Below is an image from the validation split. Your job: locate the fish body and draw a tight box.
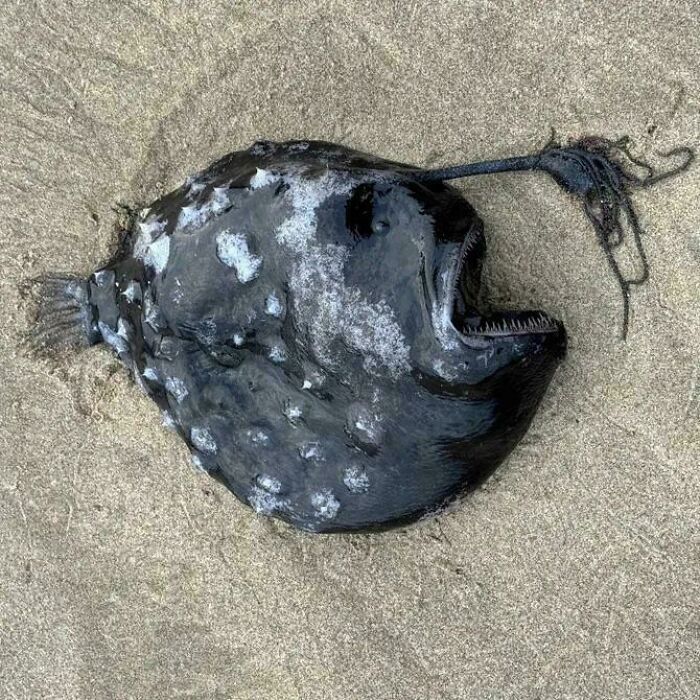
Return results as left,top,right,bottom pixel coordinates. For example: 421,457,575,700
44,137,682,533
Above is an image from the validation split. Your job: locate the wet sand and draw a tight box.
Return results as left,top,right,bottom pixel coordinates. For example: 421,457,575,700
1,2,698,698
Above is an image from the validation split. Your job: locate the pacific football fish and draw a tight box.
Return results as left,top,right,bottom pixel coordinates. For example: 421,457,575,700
30,136,692,532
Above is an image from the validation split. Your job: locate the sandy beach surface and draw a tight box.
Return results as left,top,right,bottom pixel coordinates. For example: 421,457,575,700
1,2,698,698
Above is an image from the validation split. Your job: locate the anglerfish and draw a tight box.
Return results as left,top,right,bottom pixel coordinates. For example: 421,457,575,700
31,136,692,532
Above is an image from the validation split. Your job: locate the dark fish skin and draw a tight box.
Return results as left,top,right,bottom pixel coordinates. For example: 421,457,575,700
31,136,692,532
44,139,562,533
42,133,696,533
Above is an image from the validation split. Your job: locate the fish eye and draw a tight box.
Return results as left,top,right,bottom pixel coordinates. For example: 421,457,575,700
202,342,246,369
372,219,390,234
346,183,378,239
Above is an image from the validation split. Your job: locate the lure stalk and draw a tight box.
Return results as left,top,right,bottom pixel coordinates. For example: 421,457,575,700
403,136,694,339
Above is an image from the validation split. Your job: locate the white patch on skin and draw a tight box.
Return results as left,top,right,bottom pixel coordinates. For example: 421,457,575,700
268,343,286,363
347,405,383,446
191,454,206,472
264,292,284,318
310,490,340,520
275,170,353,251
432,359,457,381
301,365,325,389
161,411,177,430
247,430,270,446
164,376,188,403
299,442,324,461
145,236,170,275
143,293,165,331
283,402,303,424
117,318,134,342
292,245,410,376
215,230,262,283
172,278,185,305
137,216,165,238
94,270,112,287
249,142,271,156
232,332,245,347
249,168,278,190
287,142,310,153
117,318,132,340
274,172,410,376
256,474,282,494
249,486,287,515
190,427,217,454
343,465,370,494
433,267,461,352
210,186,233,214
143,367,160,382
99,321,129,355
175,203,213,232
122,281,140,302
184,174,206,195
477,346,495,368
134,218,170,274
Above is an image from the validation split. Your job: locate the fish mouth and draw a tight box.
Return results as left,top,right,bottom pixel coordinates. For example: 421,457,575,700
443,229,562,341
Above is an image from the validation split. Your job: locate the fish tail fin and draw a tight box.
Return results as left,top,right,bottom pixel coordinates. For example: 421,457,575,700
25,275,101,354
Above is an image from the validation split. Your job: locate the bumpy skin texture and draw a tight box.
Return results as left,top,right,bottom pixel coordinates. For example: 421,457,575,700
86,140,566,533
